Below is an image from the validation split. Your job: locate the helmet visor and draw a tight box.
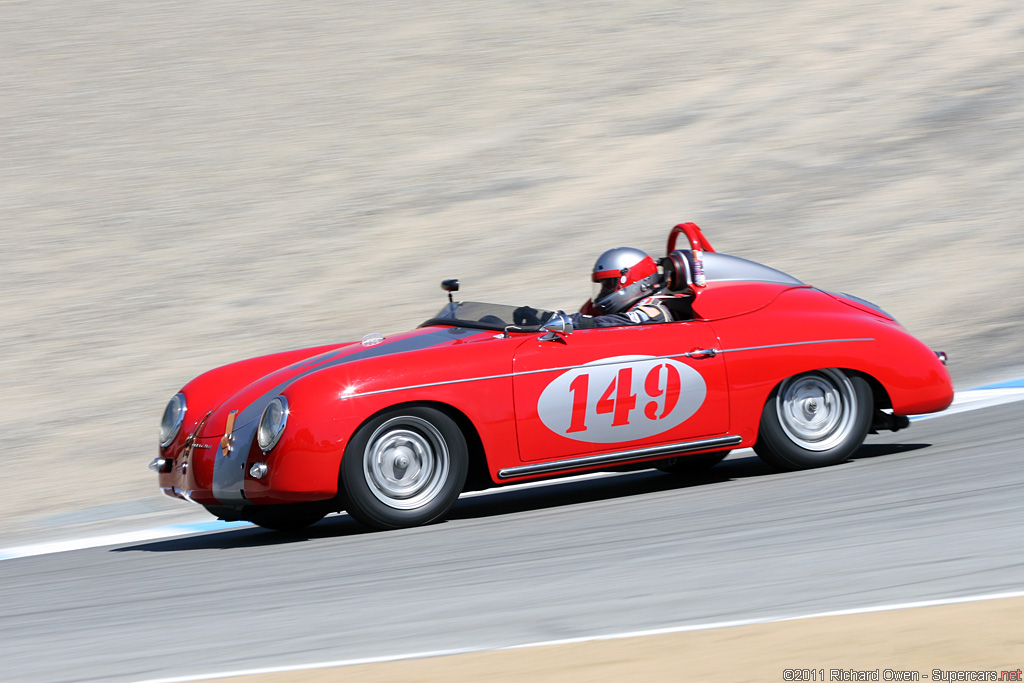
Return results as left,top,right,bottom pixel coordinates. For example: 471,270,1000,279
592,277,619,303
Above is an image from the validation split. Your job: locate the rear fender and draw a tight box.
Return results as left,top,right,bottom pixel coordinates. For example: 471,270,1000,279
708,288,952,442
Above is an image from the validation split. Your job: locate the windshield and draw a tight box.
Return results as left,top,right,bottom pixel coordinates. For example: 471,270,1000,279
421,302,555,331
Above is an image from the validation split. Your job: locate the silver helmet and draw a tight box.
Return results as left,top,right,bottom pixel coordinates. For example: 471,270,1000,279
590,247,660,314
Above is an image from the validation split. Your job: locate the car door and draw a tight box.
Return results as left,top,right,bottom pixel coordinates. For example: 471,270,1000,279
511,321,730,463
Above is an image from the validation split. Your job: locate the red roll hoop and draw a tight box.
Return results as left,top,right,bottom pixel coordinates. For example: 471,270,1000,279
666,222,715,253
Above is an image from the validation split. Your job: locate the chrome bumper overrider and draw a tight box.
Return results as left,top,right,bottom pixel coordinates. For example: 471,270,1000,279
149,457,173,473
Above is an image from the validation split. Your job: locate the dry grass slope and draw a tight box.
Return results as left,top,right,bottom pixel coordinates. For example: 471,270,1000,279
2,0,1022,524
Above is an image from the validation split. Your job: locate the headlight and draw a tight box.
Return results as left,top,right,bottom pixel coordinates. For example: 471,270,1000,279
159,393,186,448
257,396,289,452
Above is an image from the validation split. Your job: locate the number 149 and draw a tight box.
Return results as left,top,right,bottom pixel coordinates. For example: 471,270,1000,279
566,363,681,433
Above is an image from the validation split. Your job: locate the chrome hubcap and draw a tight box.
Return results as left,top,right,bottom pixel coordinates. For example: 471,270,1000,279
364,416,449,510
776,369,857,451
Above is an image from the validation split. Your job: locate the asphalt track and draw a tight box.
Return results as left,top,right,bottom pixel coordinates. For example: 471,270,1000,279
3,396,1024,682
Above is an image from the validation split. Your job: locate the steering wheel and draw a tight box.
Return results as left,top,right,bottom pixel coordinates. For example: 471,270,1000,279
512,306,543,326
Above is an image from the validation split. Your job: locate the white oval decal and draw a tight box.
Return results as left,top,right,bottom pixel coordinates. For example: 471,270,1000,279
537,355,707,443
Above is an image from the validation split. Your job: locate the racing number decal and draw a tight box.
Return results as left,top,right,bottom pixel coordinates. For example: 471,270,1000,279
537,356,707,444
566,364,679,432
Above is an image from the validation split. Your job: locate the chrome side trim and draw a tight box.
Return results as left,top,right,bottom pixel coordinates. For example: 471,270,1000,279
496,435,742,479
717,338,874,355
337,338,875,401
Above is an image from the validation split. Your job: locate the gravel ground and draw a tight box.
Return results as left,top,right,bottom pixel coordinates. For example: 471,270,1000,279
2,0,1022,526
213,597,1024,683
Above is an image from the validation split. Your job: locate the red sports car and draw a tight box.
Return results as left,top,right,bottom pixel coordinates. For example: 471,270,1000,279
151,223,953,531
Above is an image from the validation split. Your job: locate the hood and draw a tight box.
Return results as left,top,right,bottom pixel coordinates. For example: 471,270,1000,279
198,325,486,437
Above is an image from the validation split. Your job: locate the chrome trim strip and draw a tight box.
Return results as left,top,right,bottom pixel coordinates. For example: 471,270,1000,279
338,338,875,400
496,435,742,479
718,338,874,355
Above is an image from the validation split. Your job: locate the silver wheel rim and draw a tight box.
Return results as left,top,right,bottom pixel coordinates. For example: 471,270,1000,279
363,416,450,510
776,369,857,452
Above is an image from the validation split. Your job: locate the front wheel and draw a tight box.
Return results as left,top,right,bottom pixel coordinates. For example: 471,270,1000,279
754,369,872,471
341,406,468,530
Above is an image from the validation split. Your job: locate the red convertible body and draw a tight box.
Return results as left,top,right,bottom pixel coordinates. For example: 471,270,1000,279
152,224,953,530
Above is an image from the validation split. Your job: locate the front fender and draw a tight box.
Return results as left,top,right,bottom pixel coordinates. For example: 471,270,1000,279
242,332,524,502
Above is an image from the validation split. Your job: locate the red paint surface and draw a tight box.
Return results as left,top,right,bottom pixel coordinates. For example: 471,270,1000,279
156,225,953,508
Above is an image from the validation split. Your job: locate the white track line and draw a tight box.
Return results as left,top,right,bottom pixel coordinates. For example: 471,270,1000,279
4,382,1024,563
135,588,1024,683
911,386,1024,421
0,521,251,561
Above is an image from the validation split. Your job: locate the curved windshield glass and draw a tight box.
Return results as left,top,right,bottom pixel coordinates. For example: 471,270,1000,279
421,302,555,332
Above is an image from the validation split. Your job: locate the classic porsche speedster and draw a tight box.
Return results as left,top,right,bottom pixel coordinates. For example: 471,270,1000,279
152,223,953,531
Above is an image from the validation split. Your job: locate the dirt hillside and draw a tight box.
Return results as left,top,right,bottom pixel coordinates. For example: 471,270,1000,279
2,0,1022,524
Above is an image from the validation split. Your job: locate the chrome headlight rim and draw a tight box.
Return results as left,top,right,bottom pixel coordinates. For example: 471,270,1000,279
257,396,289,452
159,393,187,448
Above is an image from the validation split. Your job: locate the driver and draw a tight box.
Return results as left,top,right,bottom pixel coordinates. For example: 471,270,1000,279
568,247,673,328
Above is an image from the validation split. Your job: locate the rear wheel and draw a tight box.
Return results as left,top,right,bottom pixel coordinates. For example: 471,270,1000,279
754,369,872,470
341,406,468,530
655,450,729,474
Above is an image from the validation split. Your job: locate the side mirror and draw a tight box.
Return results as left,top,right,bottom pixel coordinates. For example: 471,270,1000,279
442,279,460,303
539,312,574,342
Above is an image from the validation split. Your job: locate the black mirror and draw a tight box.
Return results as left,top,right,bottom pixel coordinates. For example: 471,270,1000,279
441,278,460,303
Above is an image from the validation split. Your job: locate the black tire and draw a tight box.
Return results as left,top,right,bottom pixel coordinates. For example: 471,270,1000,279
754,369,873,471
206,502,329,532
341,406,468,530
655,450,730,474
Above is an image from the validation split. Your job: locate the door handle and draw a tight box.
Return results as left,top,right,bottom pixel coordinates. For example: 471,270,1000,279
688,348,718,359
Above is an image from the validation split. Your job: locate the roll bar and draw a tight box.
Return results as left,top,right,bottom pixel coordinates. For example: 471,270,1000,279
666,222,715,253
666,222,715,288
